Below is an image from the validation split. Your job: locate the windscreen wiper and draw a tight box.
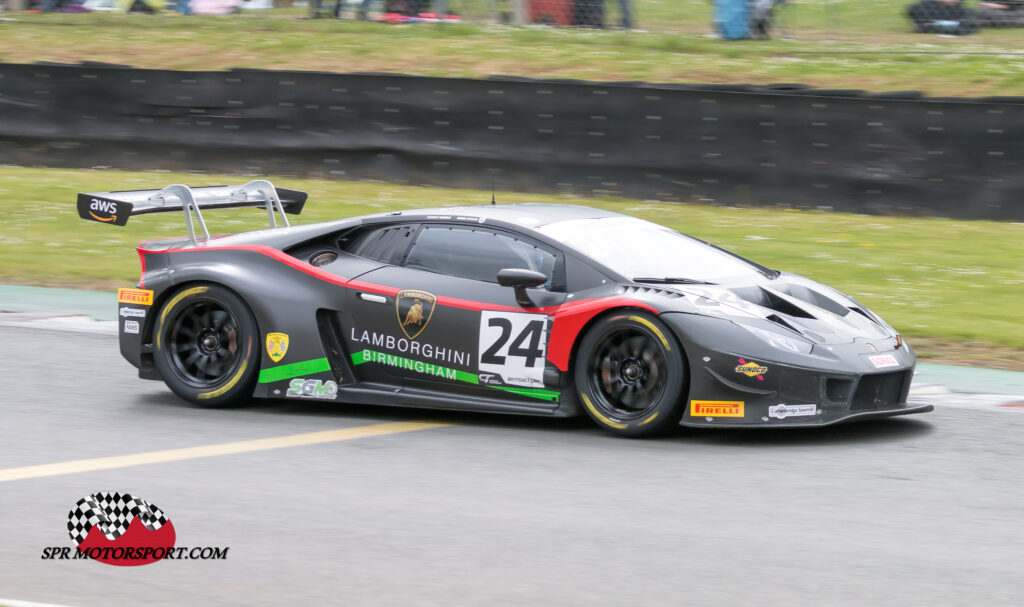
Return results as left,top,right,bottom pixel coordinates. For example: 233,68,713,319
633,277,717,285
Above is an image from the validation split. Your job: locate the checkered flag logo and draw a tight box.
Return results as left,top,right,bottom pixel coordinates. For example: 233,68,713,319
67,491,169,545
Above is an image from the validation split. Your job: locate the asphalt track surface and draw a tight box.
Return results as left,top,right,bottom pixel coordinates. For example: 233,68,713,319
1,326,1023,607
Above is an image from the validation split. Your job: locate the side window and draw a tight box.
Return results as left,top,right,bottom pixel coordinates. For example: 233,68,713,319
404,226,561,290
339,224,417,265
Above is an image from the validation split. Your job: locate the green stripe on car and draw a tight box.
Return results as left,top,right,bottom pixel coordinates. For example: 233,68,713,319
258,357,331,384
351,348,558,402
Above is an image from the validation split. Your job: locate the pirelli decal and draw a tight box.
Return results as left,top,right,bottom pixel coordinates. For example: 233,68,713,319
690,400,745,418
118,288,154,306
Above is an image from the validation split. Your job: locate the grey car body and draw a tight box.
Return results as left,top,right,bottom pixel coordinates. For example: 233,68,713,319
82,182,933,431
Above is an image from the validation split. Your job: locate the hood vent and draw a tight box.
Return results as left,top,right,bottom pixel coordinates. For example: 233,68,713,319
765,313,801,333
622,285,684,299
731,286,815,319
850,307,882,327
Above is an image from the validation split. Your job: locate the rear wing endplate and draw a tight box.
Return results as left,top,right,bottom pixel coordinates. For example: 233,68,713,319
77,180,307,245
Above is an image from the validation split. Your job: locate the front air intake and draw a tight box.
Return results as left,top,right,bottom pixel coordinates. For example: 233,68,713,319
850,372,907,411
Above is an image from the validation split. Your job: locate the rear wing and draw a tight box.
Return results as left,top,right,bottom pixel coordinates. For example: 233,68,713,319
77,180,307,245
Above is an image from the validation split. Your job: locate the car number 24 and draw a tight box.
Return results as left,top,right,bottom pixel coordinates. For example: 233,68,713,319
478,311,548,388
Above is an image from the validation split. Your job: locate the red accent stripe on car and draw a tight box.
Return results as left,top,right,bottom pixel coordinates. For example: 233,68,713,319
138,243,658,371
138,249,147,288
545,298,659,371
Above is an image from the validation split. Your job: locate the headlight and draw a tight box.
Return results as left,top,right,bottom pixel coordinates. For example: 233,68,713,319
736,323,813,354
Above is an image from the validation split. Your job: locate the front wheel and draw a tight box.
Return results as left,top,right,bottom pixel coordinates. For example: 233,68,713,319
153,284,260,408
574,312,688,437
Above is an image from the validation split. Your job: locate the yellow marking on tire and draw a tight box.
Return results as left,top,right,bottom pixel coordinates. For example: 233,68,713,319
581,392,628,430
0,422,449,484
156,286,209,350
198,359,248,400
639,412,659,426
628,315,670,351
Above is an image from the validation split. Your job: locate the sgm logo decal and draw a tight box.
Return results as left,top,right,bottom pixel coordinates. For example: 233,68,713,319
40,491,229,566
287,378,338,399
88,198,119,222
396,290,436,340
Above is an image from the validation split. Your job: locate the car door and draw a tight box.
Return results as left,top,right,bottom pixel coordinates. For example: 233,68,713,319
342,222,568,406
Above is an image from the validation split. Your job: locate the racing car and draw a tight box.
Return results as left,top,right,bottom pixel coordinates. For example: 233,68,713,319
79,181,932,436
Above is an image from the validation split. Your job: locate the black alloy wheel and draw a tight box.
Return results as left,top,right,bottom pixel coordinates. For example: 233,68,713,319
154,284,260,408
574,312,688,437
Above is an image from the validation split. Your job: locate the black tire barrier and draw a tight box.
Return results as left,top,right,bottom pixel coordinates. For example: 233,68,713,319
1,62,1021,219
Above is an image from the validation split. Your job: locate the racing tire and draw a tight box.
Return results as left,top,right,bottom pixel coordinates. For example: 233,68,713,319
574,312,688,437
153,284,260,408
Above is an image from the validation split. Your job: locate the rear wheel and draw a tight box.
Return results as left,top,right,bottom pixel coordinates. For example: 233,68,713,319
574,312,687,437
153,284,259,408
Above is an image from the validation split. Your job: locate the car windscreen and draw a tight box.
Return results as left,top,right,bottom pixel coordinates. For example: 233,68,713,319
538,216,765,282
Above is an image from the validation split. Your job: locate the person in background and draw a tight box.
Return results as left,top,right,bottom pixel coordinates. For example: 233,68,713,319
974,0,1024,26
618,0,632,28
906,0,977,34
356,0,372,20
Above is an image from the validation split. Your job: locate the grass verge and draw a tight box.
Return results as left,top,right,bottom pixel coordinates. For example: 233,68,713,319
1,166,1022,368
1,7,1023,96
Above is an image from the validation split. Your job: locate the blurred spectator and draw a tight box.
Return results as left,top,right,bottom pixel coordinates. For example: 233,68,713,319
906,0,977,34
127,0,157,12
713,0,785,39
35,0,88,11
573,0,604,27
974,0,1024,26
385,0,429,14
356,0,371,20
618,0,632,28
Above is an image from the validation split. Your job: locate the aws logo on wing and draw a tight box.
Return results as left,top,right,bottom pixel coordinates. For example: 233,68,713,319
67,491,176,566
87,198,120,223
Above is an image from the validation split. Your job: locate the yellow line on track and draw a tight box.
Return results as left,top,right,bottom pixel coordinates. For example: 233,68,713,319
0,421,449,483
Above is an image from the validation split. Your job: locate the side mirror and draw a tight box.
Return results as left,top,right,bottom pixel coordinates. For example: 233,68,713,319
497,268,547,306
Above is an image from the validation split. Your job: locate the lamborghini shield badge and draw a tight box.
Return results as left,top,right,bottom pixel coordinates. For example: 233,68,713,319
266,332,289,363
396,290,436,340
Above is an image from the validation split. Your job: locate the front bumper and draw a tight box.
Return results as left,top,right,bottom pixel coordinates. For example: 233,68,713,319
680,401,934,429
662,313,934,428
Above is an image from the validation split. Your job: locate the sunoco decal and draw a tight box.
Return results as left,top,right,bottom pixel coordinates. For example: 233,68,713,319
734,358,767,380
